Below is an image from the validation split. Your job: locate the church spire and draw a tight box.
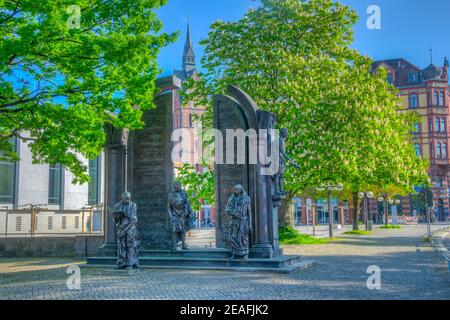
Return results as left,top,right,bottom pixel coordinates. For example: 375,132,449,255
182,17,196,76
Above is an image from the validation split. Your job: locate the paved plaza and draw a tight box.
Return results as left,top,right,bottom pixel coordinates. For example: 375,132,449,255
0,225,449,300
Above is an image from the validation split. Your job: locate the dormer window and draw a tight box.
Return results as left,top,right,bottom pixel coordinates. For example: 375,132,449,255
408,72,418,84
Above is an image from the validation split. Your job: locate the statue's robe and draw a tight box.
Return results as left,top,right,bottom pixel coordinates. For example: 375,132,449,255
113,200,139,267
168,189,194,234
226,192,252,256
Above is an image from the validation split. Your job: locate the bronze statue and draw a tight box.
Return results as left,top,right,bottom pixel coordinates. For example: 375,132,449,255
226,184,253,260
113,192,140,269
168,181,195,251
275,128,300,195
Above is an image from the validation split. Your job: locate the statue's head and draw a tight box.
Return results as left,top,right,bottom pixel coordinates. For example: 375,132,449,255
173,181,182,192
122,191,131,203
233,184,244,196
280,128,288,138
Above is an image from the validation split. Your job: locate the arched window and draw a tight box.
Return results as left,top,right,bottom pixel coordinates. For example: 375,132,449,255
437,142,442,159
440,91,445,106
409,94,418,109
434,91,439,106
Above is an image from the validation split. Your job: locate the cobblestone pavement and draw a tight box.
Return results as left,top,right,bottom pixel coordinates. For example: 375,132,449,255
0,225,449,300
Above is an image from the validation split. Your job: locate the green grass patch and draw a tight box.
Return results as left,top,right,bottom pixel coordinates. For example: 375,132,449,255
279,225,331,245
281,234,332,245
423,237,432,243
343,230,372,235
380,224,402,229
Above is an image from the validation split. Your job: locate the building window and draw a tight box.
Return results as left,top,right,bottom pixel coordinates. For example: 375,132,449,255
48,164,62,205
88,158,99,205
0,137,16,204
48,216,53,230
436,142,442,159
408,73,418,84
75,216,79,229
387,74,393,85
409,94,418,109
440,118,446,132
61,216,67,230
440,91,445,106
436,118,441,132
414,144,421,157
15,216,22,232
435,176,443,188
412,122,420,134
442,143,448,159
189,113,193,127
434,91,439,106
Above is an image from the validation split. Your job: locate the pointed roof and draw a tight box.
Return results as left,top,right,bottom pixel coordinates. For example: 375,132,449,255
185,16,193,50
422,64,443,80
182,17,196,76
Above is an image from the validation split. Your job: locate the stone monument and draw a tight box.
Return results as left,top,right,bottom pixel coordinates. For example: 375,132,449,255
214,85,282,258
88,83,311,273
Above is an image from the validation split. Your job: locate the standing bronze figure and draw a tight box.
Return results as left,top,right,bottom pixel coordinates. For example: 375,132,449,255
168,181,195,251
226,184,253,260
275,128,300,195
113,192,140,269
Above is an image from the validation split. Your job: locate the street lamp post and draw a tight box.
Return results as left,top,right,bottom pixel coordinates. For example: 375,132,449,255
359,192,374,230
377,195,390,225
316,183,344,238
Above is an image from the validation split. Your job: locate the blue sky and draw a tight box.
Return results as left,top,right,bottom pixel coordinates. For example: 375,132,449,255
156,0,450,76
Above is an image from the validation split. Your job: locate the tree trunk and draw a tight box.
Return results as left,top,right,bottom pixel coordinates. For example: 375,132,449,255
279,193,295,228
352,192,360,231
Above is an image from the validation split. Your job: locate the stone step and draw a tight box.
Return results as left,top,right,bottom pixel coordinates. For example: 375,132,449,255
87,254,303,270
83,259,316,274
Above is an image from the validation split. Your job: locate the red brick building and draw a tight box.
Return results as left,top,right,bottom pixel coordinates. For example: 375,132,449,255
373,57,449,221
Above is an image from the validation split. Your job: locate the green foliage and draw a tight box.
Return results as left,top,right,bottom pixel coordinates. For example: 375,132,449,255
279,225,300,241
344,230,371,235
279,225,330,245
183,0,428,200
0,0,176,183
380,224,401,229
176,163,215,212
411,186,434,215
